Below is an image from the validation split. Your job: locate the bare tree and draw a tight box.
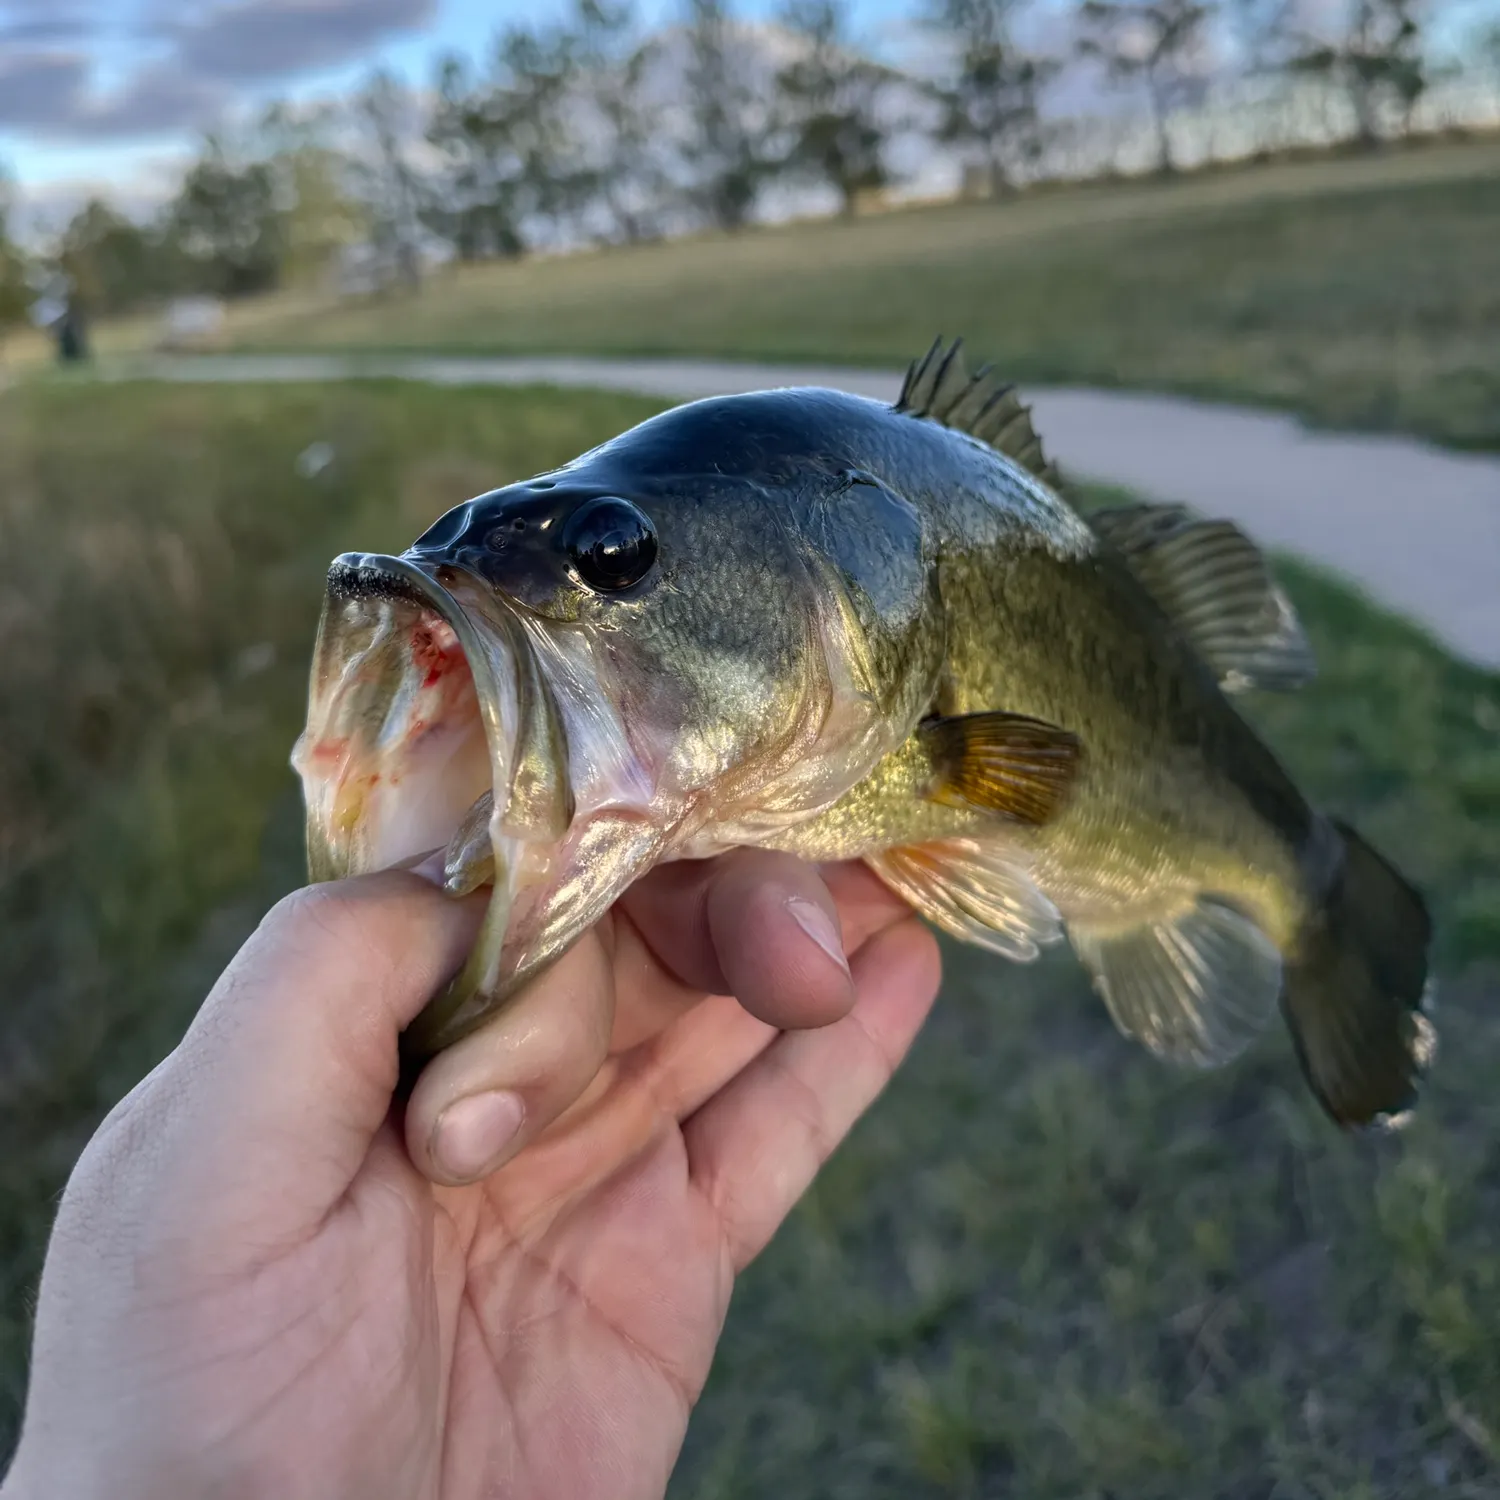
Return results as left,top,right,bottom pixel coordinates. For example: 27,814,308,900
680,0,782,231
1076,0,1214,173
776,0,898,216
352,69,427,289
925,0,1059,196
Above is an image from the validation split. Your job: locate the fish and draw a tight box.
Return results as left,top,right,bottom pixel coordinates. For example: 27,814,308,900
293,338,1436,1127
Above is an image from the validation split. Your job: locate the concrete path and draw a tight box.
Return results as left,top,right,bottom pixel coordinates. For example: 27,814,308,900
117,354,1500,670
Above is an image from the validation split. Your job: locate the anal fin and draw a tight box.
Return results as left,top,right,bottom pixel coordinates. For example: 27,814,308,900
866,837,1063,961
1068,898,1283,1068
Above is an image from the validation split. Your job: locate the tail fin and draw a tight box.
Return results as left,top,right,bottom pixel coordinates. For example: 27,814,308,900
1282,820,1436,1128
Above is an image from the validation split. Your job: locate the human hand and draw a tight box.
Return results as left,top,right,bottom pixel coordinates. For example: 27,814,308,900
2,851,940,1500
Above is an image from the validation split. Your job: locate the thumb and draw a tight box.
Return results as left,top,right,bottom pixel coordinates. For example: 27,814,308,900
161,871,482,1248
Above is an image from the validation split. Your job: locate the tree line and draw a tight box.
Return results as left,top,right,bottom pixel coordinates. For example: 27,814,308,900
1,0,1494,334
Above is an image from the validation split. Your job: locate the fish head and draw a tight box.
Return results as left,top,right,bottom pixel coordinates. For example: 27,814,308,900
293,395,937,1058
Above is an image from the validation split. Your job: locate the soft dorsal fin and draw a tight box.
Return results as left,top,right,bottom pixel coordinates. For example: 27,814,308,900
1090,503,1316,694
895,336,1060,489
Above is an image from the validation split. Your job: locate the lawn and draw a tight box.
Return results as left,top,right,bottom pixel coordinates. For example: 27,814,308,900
1,380,1497,1495
219,137,1500,452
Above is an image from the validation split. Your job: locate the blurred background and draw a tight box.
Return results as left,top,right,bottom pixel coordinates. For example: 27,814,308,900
2,0,1499,1494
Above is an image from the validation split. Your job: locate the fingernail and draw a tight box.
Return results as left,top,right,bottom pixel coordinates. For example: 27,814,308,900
786,898,851,978
431,1090,526,1181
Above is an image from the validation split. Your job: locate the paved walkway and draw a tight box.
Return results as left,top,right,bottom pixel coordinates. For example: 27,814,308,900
117,354,1500,669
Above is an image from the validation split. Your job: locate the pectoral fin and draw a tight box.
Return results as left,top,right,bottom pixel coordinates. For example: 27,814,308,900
1068,898,1283,1068
919,711,1082,825
1090,503,1315,693
866,837,1063,961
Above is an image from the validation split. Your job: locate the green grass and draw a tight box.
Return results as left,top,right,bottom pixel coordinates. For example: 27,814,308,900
2,382,1498,1494
224,138,1500,452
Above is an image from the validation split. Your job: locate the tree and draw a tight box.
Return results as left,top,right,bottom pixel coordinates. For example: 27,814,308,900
1075,0,1214,173
1228,0,1294,73
351,69,427,288
56,199,157,315
258,103,366,288
571,0,674,243
426,21,584,261
1478,16,1500,97
776,0,897,216
426,54,527,259
1287,0,1427,147
163,138,285,298
0,167,30,341
925,0,1059,196
680,0,782,232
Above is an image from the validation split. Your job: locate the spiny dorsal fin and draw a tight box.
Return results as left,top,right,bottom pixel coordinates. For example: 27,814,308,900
1090,503,1316,694
895,336,1060,489
865,837,1063,961
919,710,1082,825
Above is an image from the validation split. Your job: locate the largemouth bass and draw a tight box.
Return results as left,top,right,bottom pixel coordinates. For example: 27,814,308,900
294,340,1435,1127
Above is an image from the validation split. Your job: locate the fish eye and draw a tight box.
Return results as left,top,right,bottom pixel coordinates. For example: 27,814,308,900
562,497,658,594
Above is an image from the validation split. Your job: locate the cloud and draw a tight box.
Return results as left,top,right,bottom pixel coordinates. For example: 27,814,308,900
159,0,439,83
0,0,96,31
0,49,227,139
11,153,189,233
0,18,95,44
87,66,230,136
0,0,439,143
0,53,90,129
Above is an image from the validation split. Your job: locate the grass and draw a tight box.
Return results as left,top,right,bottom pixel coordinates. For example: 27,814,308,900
1,381,1498,1494
208,136,1500,453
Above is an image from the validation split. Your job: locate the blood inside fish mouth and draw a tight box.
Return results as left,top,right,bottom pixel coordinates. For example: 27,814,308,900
295,553,517,897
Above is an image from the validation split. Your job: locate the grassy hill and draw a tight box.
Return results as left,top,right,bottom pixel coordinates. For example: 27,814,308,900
208,137,1500,453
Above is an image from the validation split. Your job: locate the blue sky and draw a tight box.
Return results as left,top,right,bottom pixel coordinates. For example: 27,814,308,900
0,0,920,209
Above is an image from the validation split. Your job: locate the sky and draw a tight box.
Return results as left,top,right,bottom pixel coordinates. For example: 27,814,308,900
1,0,1490,219
0,0,923,212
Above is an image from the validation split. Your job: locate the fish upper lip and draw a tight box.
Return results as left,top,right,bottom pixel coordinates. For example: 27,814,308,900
327,551,454,611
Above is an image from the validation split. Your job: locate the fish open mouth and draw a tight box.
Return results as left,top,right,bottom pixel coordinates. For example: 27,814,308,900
298,553,508,885
294,551,571,1059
